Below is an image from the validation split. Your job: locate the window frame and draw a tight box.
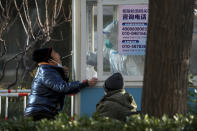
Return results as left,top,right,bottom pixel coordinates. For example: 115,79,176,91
81,0,148,85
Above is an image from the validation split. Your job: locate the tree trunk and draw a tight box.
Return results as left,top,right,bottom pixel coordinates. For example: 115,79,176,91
141,0,195,117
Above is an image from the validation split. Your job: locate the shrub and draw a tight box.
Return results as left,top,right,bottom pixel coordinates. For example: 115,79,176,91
188,89,197,115
1,113,197,131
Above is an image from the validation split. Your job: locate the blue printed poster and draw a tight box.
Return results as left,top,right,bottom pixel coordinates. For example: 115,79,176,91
118,5,148,55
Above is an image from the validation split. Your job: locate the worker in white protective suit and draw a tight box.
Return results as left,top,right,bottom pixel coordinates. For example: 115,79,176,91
87,21,145,76
103,21,145,76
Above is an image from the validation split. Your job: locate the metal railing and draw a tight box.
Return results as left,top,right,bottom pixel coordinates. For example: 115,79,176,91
0,90,31,120
0,90,74,120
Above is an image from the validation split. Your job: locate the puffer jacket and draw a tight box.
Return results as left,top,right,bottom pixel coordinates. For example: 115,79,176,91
96,89,137,121
24,64,88,117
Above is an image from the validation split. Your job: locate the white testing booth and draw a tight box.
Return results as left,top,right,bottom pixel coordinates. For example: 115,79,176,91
72,0,148,116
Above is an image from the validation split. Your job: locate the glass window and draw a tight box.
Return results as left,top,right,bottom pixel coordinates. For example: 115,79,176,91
102,5,145,76
86,2,98,79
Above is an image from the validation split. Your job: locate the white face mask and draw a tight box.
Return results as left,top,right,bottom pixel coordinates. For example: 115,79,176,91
57,63,63,68
50,59,63,68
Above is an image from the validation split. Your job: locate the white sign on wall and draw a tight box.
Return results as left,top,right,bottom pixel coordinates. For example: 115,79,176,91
118,5,148,55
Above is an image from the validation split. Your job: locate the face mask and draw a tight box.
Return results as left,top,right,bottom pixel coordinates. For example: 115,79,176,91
50,59,63,68
57,63,63,68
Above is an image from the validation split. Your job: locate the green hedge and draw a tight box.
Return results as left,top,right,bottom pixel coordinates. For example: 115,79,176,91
1,113,197,131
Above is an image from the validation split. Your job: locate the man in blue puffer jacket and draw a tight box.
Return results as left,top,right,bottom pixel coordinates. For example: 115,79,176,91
24,47,97,121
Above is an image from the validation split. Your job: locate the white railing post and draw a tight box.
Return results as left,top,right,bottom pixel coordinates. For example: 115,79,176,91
71,95,74,120
5,96,8,120
24,96,27,111
0,96,1,119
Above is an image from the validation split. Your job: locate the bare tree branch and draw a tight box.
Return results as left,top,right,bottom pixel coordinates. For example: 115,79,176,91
0,51,24,81
7,60,20,89
0,37,40,83
24,0,35,39
22,61,36,83
0,39,7,57
22,0,30,36
14,0,28,37
0,0,5,12
62,6,72,22
23,0,29,24
56,0,63,19
45,0,50,38
6,0,12,18
0,0,17,58
52,0,58,26
35,0,44,32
